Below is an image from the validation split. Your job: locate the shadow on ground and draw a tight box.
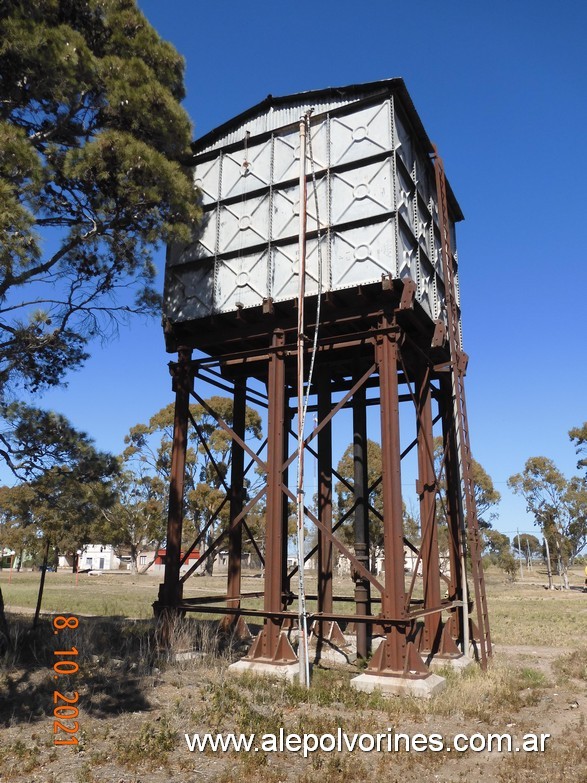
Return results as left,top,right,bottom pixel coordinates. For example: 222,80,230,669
0,613,247,726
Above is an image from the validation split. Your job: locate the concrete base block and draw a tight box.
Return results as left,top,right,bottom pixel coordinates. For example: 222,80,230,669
350,672,446,699
228,658,300,683
310,641,356,666
171,650,205,662
428,655,474,673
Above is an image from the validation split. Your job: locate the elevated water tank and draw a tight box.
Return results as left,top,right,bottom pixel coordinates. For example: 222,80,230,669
164,78,463,342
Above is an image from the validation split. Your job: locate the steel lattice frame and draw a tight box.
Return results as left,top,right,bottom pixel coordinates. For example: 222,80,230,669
155,275,491,678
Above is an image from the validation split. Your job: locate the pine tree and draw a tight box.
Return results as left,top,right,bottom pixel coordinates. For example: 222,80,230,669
0,0,199,412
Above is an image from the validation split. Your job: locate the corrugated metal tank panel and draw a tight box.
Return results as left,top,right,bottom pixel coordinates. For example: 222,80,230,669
197,96,368,155
165,83,460,329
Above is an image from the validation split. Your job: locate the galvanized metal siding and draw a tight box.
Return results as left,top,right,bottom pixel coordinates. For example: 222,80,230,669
165,89,460,326
197,96,364,155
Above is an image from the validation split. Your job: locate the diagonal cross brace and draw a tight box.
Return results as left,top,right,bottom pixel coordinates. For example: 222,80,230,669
191,390,268,473
281,484,385,595
282,363,377,474
179,486,267,583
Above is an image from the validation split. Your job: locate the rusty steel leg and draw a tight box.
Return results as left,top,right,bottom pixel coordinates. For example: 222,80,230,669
314,371,345,647
367,321,427,677
416,367,442,655
221,376,249,638
353,376,371,659
440,373,464,648
246,330,296,664
281,403,292,611
156,346,193,616
317,371,333,625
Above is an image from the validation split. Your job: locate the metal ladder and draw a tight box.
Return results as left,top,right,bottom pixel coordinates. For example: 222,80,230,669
433,148,492,668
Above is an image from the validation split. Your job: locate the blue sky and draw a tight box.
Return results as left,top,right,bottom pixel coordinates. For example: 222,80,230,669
30,0,587,542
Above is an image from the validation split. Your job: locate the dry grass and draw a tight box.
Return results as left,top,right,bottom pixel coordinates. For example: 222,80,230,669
1,566,587,782
0,636,584,783
3,564,587,648
553,649,587,683
496,720,586,783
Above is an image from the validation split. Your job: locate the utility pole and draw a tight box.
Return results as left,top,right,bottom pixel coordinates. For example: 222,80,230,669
517,529,523,580
543,535,554,590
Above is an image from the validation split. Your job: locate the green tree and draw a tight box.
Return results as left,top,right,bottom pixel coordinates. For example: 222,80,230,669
484,529,511,558
516,532,542,565
123,398,263,574
0,483,39,569
94,468,166,574
483,529,516,579
508,457,587,589
0,0,199,470
0,401,116,479
334,440,418,572
28,465,115,565
569,422,587,476
0,403,118,577
0,414,117,627
433,437,501,530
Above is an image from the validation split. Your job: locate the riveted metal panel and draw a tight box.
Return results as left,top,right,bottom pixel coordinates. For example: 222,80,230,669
215,249,270,312
330,157,394,225
330,221,398,289
329,101,391,167
166,80,464,329
217,194,270,255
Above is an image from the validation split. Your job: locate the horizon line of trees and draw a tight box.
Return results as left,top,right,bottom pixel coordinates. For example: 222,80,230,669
2,413,586,581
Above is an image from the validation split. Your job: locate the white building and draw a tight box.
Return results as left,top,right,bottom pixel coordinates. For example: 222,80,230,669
58,544,123,571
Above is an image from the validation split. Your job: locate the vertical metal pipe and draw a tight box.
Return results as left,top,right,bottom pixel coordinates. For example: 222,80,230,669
353,377,371,659
281,404,292,604
160,346,192,611
296,114,310,687
225,376,247,623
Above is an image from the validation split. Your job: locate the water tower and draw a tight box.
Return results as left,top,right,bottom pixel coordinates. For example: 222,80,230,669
156,78,490,693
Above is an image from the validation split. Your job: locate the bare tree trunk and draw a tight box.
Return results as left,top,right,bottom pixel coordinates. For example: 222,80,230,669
205,531,214,576
554,534,570,590
544,536,554,590
33,538,50,629
0,586,10,651
138,538,164,574
130,544,138,574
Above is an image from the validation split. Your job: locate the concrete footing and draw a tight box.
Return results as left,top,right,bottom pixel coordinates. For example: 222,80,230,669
428,654,473,673
228,658,300,683
350,672,446,699
310,641,356,666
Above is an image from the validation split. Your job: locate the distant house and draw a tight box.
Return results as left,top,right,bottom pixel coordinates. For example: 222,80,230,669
214,550,262,571
282,554,316,571
0,548,15,569
59,544,122,571
334,546,450,578
142,548,203,576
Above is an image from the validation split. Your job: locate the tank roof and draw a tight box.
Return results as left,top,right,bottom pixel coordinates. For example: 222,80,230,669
190,78,463,220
